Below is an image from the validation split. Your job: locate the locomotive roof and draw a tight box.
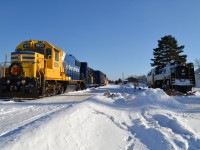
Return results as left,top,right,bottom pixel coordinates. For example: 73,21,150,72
15,40,64,52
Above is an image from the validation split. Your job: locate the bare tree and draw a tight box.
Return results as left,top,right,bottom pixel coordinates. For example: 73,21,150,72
194,58,200,68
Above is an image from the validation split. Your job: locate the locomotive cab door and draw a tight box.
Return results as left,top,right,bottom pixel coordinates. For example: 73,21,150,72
53,49,61,78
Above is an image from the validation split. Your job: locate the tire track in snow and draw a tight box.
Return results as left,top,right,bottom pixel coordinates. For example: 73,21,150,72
92,109,147,150
137,108,200,150
152,113,200,150
0,104,74,147
0,104,73,141
92,109,128,130
0,105,67,137
129,111,178,150
0,94,94,148
0,95,94,138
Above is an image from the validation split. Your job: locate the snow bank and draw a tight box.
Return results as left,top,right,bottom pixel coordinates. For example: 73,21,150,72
1,85,200,150
194,91,200,97
115,89,185,109
1,102,130,150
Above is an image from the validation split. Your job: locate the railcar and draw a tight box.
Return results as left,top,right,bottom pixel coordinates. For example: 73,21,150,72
147,61,195,93
93,70,108,86
0,40,107,98
80,62,108,87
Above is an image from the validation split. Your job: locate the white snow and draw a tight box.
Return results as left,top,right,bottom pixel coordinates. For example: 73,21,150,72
0,84,200,150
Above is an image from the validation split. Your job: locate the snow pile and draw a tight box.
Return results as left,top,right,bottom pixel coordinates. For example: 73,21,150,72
120,88,186,109
194,91,200,97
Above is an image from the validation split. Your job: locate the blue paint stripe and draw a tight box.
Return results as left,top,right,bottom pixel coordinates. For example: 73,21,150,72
11,51,35,55
11,56,35,60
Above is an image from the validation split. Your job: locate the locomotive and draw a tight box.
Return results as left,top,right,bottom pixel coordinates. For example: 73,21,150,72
147,61,195,93
0,40,108,98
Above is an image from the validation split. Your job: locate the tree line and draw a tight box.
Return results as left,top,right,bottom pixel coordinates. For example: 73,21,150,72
109,75,147,84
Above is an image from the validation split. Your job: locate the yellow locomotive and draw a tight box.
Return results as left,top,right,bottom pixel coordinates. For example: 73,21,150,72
0,40,86,98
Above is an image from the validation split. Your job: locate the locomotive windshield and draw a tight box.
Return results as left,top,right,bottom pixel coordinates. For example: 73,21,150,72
16,48,44,55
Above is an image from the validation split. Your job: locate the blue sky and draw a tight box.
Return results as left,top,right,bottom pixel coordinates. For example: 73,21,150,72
0,0,200,80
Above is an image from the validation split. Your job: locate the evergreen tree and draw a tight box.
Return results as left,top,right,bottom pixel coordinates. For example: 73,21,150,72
151,35,187,68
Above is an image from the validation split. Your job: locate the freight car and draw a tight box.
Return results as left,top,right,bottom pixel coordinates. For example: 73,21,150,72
0,40,107,98
93,70,108,86
147,61,195,93
80,62,108,87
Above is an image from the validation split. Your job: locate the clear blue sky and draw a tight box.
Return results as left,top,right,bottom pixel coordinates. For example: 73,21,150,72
0,0,200,80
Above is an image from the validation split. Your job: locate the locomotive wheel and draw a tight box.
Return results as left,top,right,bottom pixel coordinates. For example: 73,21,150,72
57,83,65,94
59,86,66,94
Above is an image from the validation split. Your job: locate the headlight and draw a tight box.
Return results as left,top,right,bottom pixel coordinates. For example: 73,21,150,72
21,79,26,85
6,80,10,84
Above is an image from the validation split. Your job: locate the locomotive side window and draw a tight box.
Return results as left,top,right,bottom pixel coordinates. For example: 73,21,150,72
46,48,52,58
55,50,59,61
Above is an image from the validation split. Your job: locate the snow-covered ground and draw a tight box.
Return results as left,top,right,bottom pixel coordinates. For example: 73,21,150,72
1,84,200,150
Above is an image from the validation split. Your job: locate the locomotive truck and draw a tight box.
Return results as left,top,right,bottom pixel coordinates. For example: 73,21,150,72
147,61,195,93
0,40,107,98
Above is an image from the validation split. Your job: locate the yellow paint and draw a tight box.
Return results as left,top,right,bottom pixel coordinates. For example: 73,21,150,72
14,40,68,80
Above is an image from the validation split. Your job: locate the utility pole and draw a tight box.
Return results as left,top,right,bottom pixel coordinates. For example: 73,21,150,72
122,72,124,94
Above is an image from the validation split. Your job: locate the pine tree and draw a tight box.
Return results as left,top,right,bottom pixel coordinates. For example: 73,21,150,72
151,35,187,68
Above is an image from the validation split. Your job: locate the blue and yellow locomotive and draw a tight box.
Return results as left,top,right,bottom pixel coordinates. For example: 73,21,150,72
0,40,107,98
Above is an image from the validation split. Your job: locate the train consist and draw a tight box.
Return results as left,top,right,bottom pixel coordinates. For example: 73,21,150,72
0,40,108,98
80,62,107,87
147,61,195,93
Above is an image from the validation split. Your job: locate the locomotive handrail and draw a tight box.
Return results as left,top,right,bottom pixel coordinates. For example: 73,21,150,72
37,63,41,87
0,62,5,77
0,62,11,77
36,58,45,87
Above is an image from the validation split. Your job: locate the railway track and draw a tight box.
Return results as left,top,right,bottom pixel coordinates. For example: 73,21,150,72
0,93,93,138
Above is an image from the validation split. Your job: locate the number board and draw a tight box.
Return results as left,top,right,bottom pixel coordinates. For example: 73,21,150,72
35,43,45,48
